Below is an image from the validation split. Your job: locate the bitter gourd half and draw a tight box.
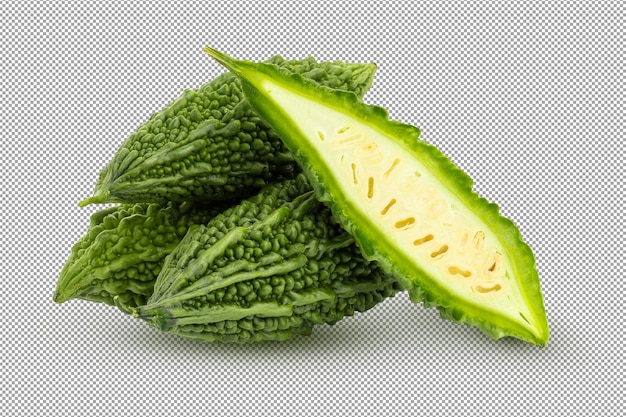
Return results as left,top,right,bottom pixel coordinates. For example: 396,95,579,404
125,175,401,343
204,47,549,346
53,201,225,307
79,55,376,206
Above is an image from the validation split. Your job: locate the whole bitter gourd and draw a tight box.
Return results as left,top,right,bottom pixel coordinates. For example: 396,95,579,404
125,174,401,343
53,201,226,308
79,55,376,206
204,48,549,346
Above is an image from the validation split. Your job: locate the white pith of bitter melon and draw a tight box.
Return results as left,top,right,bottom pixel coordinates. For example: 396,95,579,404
204,47,549,346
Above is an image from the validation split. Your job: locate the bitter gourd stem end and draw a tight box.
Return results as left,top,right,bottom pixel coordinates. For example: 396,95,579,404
78,189,111,207
52,290,68,304
202,47,242,74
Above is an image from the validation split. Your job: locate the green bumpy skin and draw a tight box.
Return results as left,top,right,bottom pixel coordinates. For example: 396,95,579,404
79,55,376,206
53,201,226,308
204,47,549,346
126,174,401,343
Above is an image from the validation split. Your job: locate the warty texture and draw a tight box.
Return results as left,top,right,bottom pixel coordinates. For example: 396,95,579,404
128,175,401,343
80,55,376,206
53,201,226,308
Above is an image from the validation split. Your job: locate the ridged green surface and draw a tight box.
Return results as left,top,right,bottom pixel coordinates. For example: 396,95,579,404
127,175,401,343
53,201,226,308
80,55,376,206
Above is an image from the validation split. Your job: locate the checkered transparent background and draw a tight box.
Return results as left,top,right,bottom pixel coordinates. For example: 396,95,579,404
2,2,623,416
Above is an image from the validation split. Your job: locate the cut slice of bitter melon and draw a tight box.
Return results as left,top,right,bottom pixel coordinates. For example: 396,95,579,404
204,47,549,346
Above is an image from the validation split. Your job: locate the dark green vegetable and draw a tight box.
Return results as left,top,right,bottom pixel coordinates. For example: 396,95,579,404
124,175,401,343
53,201,226,308
79,55,376,206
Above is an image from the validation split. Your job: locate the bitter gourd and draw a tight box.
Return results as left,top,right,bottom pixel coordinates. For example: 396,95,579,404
125,174,401,343
204,48,550,346
53,201,226,308
79,55,376,206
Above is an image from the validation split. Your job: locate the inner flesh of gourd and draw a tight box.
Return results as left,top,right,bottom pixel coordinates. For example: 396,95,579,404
265,80,535,329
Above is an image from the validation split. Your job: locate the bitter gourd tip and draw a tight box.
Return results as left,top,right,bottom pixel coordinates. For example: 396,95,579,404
203,47,238,72
52,281,82,304
78,189,110,207
52,290,66,304
53,276,82,304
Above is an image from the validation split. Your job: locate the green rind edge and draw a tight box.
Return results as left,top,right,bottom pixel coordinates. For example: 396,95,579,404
204,47,549,347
